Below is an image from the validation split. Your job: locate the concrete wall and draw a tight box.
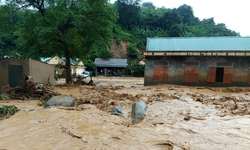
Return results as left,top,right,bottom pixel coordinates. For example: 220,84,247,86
0,58,29,89
144,56,250,86
29,58,55,84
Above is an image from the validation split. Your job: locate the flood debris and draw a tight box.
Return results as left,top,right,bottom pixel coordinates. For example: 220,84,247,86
23,73,34,81
0,93,10,100
0,75,59,102
74,75,95,86
0,104,20,120
75,86,138,112
74,79,95,86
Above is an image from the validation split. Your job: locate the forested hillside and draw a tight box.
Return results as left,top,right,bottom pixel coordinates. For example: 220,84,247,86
0,0,239,80
113,0,239,50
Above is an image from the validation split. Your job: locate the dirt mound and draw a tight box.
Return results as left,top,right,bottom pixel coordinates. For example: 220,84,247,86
72,86,149,112
56,82,250,116
189,92,250,116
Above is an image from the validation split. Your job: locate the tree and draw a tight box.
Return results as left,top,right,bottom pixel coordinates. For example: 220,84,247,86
128,60,144,77
168,23,183,37
83,59,96,75
141,2,155,9
15,0,117,84
91,43,114,59
177,4,197,25
116,0,141,30
161,9,183,30
126,43,141,59
0,5,26,57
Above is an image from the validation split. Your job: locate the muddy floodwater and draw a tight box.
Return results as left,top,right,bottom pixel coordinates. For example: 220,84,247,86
0,77,250,150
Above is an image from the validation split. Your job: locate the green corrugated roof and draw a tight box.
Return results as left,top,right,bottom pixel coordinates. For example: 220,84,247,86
146,37,250,51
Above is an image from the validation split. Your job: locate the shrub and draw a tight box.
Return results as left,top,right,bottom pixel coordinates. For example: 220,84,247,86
128,60,144,77
126,43,141,59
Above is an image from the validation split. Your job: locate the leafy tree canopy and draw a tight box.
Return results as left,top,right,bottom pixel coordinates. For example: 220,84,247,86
126,43,141,59
0,5,27,57
13,0,117,83
115,2,239,50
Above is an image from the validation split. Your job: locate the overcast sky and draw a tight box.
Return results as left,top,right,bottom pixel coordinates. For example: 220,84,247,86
111,0,250,37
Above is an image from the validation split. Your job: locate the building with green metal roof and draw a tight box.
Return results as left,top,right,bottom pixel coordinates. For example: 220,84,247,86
143,37,250,86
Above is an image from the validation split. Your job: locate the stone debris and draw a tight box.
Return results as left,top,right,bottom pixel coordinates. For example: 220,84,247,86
44,96,75,107
110,105,123,116
131,100,147,123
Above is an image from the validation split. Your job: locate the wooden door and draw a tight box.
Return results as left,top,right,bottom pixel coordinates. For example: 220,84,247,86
223,67,232,83
182,66,199,82
207,67,216,83
153,66,168,82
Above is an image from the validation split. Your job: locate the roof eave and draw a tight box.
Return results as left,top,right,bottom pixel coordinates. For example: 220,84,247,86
143,51,250,56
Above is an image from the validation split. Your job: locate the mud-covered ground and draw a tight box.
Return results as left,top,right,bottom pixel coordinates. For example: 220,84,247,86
0,76,250,150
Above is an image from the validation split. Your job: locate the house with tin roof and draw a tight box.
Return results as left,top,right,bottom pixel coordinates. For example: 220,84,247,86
94,58,128,76
41,56,86,76
143,37,250,86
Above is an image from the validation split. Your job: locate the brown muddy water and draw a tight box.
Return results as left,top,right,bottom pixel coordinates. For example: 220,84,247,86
0,77,250,150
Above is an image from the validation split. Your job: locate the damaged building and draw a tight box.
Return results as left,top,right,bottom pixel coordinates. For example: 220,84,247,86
0,57,54,90
143,37,250,86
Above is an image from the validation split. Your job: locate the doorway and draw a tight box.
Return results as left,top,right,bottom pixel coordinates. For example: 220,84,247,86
207,67,232,83
215,67,224,82
8,65,23,87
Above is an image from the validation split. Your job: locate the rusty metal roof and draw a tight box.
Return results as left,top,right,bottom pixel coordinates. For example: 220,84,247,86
146,37,250,51
94,58,128,67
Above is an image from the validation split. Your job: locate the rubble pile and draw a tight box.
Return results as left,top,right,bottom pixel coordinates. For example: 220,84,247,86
74,78,95,86
0,80,59,101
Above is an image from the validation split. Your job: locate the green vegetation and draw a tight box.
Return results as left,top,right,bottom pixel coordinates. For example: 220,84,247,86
83,59,96,75
128,60,145,77
0,0,239,80
7,0,117,84
115,1,238,50
0,104,20,119
126,43,141,59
